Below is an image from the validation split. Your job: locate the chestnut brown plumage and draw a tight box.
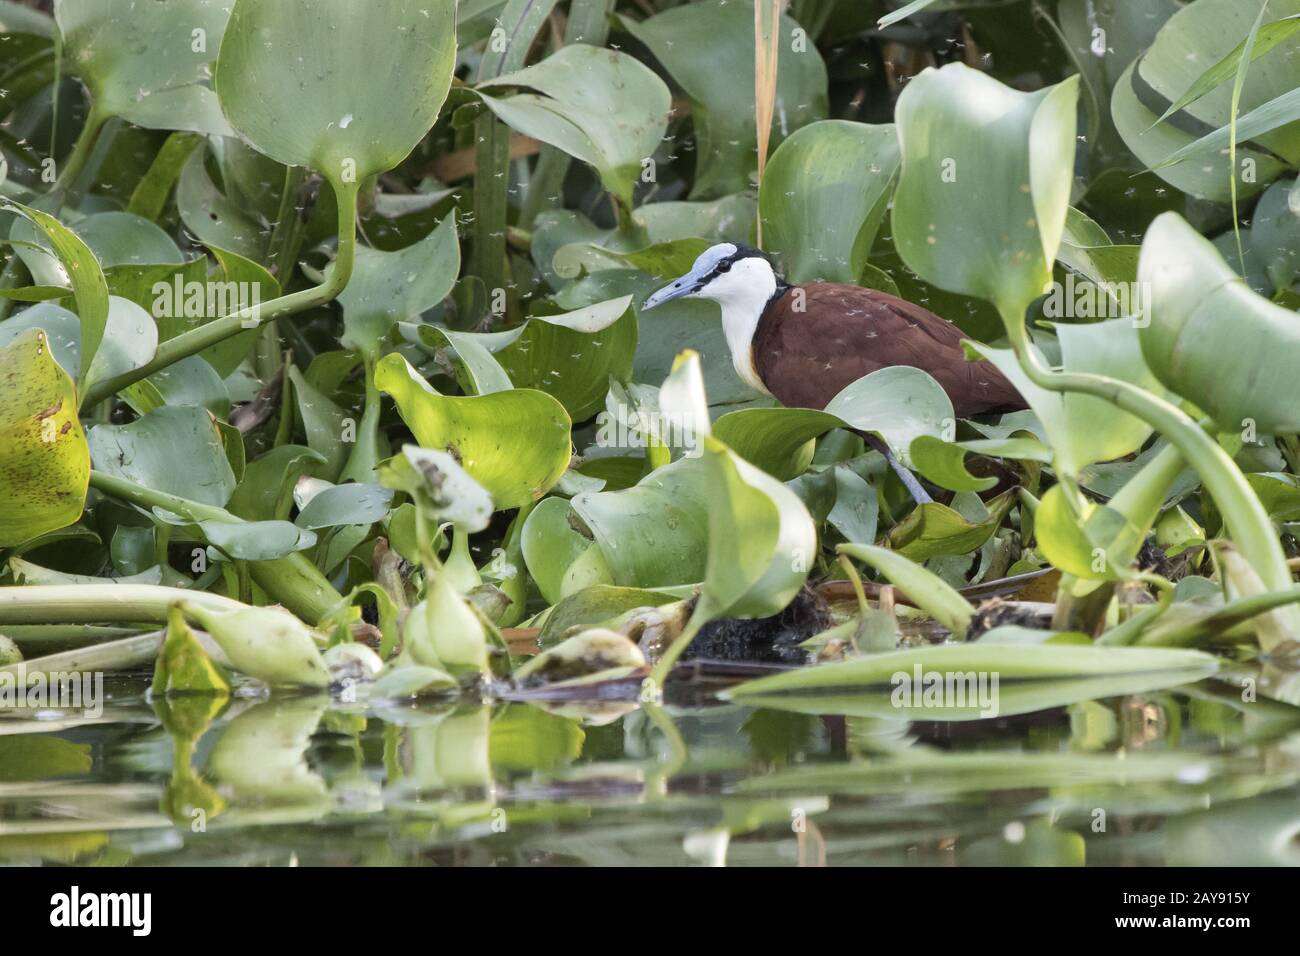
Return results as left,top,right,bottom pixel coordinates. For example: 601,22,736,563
753,284,1026,417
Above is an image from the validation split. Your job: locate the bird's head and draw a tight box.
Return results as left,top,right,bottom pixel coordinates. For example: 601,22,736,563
641,242,783,311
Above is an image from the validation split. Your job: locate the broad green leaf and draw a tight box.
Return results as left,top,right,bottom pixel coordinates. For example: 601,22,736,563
57,0,234,135
838,543,973,636
83,296,158,394
88,405,236,508
0,329,90,547
521,497,595,604
1154,13,1300,125
1139,212,1300,434
758,120,900,284
886,490,1014,562
823,366,954,467
1250,177,1300,291
1111,61,1282,204
966,318,1164,475
228,445,327,522
712,407,840,481
0,302,81,377
375,353,571,509
571,455,711,588
1036,483,1138,581
495,297,637,419
176,148,266,260
215,0,456,186
622,0,827,199
199,518,316,561
3,200,110,392
338,215,459,356
893,65,1079,323
1139,0,1300,174
827,467,878,546
287,367,351,481
479,45,670,211
294,483,393,531
694,434,817,621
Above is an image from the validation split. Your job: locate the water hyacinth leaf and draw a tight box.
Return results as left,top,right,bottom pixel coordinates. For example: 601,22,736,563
571,455,711,589
478,45,671,211
622,0,828,199
122,355,231,419
966,322,1162,476
496,298,638,420
521,496,595,605
3,200,109,391
293,483,393,531
827,468,878,546
886,490,1014,562
88,405,235,508
199,518,316,561
823,366,953,467
1139,212,1300,433
378,446,493,534
535,584,679,648
420,327,515,396
176,149,266,260
1035,484,1137,581
0,330,90,547
286,367,350,481
838,543,972,636
694,435,817,622
227,444,326,522
908,436,1011,493
892,65,1078,324
375,353,571,509
338,215,459,356
1142,0,1300,169
712,407,841,481
758,120,901,284
82,296,158,394
1154,13,1300,126
215,0,456,186
56,0,234,135
1249,177,1300,291
1110,62,1283,204
0,302,81,377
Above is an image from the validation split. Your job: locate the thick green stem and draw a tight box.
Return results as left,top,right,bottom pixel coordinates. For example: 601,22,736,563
1007,333,1289,589
0,585,241,626
87,471,344,623
82,180,360,406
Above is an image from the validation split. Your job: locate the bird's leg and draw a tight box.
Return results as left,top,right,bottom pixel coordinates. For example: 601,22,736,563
859,432,934,506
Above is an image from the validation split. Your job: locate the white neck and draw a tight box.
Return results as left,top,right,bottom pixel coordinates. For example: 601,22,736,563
692,258,777,395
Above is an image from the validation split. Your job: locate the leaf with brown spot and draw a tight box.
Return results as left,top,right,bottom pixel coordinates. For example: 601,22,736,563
0,329,90,547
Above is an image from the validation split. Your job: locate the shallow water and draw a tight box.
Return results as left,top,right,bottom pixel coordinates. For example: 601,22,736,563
2,674,1299,866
